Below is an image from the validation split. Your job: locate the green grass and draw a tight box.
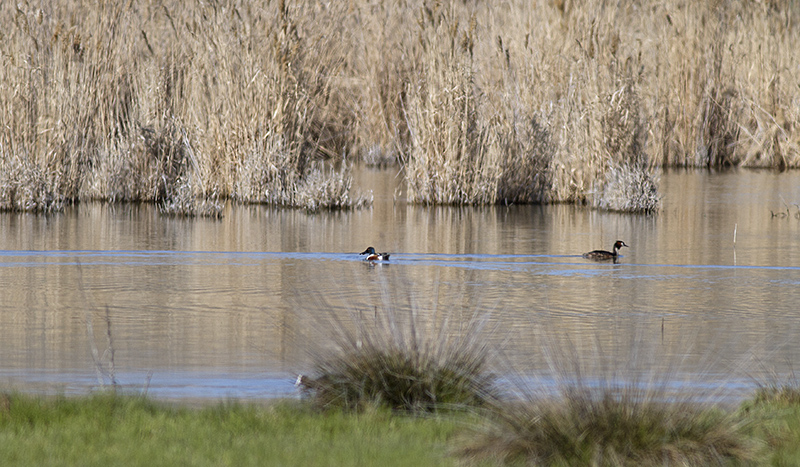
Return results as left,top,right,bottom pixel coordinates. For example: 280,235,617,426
5,390,800,466
745,401,800,466
0,393,466,467
739,382,800,465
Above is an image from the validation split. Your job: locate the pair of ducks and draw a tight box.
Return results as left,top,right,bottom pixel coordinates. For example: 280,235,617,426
361,240,629,262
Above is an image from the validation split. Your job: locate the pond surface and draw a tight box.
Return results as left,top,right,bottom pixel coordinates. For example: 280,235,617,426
1,168,799,402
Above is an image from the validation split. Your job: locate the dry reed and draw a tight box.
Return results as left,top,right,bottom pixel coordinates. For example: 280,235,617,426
0,1,370,214
2,0,798,213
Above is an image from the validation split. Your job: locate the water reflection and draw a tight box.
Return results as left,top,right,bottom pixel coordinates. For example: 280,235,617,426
1,169,799,400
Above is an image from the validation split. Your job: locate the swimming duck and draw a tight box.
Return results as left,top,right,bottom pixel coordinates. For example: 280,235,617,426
583,240,628,261
360,246,390,261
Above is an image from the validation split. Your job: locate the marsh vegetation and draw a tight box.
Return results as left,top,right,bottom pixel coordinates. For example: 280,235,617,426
293,312,795,465
288,280,780,465
3,2,800,461
2,371,799,465
3,0,798,213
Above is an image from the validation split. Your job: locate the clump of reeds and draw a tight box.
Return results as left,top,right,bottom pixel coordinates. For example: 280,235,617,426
539,11,661,211
401,2,666,211
566,80,660,212
294,165,373,212
299,341,495,413
231,146,372,210
460,384,754,466
0,156,65,213
486,35,556,205
458,325,758,465
297,278,497,413
403,6,558,206
494,114,555,205
592,163,660,213
403,9,497,205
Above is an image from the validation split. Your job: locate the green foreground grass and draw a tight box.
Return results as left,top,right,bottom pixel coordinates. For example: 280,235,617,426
0,393,466,467
3,392,800,466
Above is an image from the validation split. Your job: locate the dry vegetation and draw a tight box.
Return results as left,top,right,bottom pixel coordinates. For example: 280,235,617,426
2,0,798,213
0,0,369,214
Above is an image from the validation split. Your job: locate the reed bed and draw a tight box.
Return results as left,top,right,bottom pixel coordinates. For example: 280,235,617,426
0,1,370,214
2,0,798,213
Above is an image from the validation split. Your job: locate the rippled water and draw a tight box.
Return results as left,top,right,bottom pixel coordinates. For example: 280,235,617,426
1,168,799,401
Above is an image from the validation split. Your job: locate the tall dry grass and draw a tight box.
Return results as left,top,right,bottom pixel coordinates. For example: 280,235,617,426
403,9,497,205
398,0,798,210
2,0,798,213
0,1,370,214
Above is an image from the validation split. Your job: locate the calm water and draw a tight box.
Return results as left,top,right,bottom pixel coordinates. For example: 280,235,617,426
1,168,799,401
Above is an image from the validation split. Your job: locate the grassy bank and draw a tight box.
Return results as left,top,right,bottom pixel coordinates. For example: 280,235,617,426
2,390,800,466
3,0,798,213
0,393,465,466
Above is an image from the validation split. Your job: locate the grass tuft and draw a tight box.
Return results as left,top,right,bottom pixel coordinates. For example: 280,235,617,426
300,345,495,414
298,279,497,413
460,386,755,466
457,323,759,465
751,383,800,407
744,371,800,408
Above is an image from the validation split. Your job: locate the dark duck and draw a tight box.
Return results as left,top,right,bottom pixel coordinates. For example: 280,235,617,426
583,240,628,262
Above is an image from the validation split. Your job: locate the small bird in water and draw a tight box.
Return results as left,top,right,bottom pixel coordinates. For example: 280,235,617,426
360,246,390,261
583,240,628,262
